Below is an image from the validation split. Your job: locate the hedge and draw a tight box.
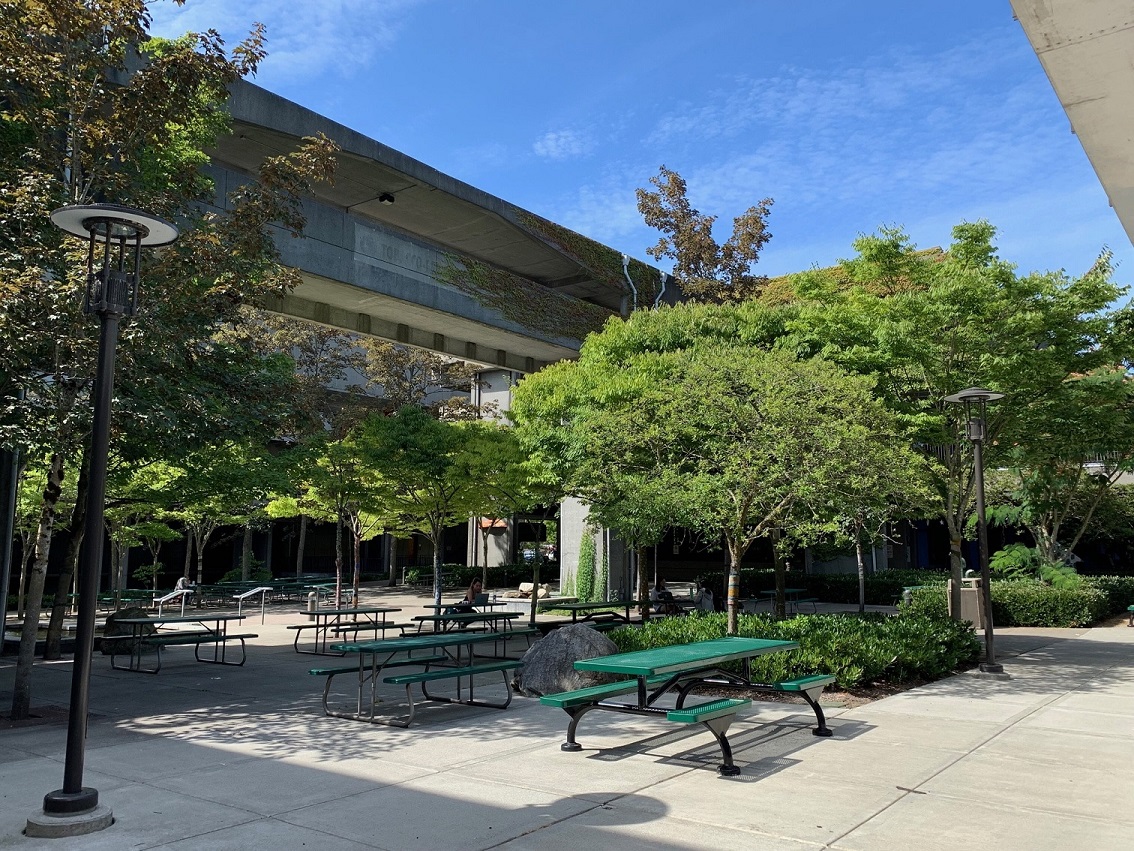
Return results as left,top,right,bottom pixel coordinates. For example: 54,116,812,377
902,580,1110,628
607,612,979,690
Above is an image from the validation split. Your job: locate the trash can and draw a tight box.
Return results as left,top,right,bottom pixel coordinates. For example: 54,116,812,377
948,578,984,628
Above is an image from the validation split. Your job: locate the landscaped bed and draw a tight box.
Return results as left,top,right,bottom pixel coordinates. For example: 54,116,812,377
606,611,980,691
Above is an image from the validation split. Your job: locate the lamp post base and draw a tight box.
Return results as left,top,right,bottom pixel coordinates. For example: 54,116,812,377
26,800,113,838
972,661,1011,680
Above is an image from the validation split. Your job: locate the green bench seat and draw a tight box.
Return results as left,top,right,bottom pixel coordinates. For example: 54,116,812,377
770,674,835,692
308,654,448,678
666,697,750,724
539,675,670,709
382,660,520,686
111,631,257,673
381,660,522,727
145,631,258,647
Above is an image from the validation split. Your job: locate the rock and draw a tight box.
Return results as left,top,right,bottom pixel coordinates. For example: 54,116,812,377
99,606,153,655
514,624,621,696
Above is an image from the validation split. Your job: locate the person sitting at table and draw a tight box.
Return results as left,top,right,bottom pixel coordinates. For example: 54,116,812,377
693,582,714,613
447,578,483,614
174,575,194,592
650,578,678,615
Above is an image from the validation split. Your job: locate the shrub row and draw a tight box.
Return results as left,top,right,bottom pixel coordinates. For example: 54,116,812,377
902,580,1114,628
607,612,979,690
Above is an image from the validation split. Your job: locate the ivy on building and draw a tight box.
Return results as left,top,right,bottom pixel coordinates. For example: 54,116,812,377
436,254,613,342
515,211,666,308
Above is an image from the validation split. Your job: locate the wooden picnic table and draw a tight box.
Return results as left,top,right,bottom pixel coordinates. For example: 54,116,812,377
543,636,833,775
289,606,402,655
315,631,522,727
108,613,256,674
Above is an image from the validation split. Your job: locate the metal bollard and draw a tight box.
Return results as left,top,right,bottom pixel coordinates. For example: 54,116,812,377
307,591,318,621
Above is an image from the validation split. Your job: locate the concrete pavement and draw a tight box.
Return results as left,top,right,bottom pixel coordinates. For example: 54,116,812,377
1,587,1131,849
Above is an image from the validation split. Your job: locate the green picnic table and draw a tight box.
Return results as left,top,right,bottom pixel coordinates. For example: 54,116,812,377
314,631,522,727
541,636,834,775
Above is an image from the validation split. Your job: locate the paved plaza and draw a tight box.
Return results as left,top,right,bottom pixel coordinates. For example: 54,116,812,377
1,587,1131,849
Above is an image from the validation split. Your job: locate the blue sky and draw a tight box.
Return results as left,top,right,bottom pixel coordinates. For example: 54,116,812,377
151,0,1133,286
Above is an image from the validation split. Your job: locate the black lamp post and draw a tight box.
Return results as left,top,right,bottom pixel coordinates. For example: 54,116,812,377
944,386,1005,675
34,204,177,833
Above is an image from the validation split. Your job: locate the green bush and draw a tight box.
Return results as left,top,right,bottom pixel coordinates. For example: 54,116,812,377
607,612,979,690
744,569,949,606
991,581,1107,627
1081,575,1134,615
902,579,1109,627
220,566,272,583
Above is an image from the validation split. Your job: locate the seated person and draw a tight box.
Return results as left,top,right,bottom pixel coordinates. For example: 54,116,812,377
649,578,678,615
174,575,194,592
447,578,483,614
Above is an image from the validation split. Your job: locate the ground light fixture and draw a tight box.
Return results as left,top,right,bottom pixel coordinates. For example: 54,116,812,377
943,386,1007,677
27,204,178,838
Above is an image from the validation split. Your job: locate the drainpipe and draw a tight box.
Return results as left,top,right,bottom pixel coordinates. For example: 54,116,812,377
621,254,638,317
653,271,669,308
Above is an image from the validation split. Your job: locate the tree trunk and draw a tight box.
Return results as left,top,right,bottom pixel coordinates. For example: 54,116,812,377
636,546,650,622
194,526,208,607
481,522,490,591
773,530,787,620
240,523,253,581
295,514,307,577
334,515,344,609
528,543,542,627
385,534,396,587
351,526,361,605
11,451,65,720
44,456,88,660
855,519,867,615
947,521,964,620
432,523,443,609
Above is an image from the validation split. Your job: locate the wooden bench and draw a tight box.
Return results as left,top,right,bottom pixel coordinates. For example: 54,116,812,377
381,660,522,726
111,631,258,673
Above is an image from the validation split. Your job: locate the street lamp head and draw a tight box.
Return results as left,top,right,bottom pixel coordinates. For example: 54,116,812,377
943,387,1005,406
50,204,178,317
943,390,1006,410
49,204,178,246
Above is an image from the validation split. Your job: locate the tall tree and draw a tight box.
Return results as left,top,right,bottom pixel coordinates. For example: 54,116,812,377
512,309,921,633
0,2,335,718
780,223,1128,614
355,407,510,607
636,166,773,303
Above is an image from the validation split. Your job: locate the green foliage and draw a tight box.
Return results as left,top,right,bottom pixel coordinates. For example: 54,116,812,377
436,254,612,342
785,569,948,605
576,532,597,602
989,544,1042,579
990,581,1107,627
608,612,979,689
1082,575,1134,614
902,580,1108,627
220,565,272,584
595,547,608,601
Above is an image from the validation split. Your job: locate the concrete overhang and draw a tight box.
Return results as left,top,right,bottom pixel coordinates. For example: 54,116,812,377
1010,0,1134,248
208,81,638,369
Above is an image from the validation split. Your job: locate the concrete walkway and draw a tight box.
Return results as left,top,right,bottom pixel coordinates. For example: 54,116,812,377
1,589,1131,849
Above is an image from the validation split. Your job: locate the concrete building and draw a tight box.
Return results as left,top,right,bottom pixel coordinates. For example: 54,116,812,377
207,78,673,590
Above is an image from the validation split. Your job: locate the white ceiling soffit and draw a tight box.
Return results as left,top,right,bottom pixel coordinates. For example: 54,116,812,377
1010,0,1134,247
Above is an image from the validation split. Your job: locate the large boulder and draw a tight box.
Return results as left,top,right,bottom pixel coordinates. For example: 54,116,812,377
99,606,153,655
514,624,621,696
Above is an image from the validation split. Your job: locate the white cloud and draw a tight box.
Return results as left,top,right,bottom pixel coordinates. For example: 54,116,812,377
148,0,423,84
532,130,594,161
